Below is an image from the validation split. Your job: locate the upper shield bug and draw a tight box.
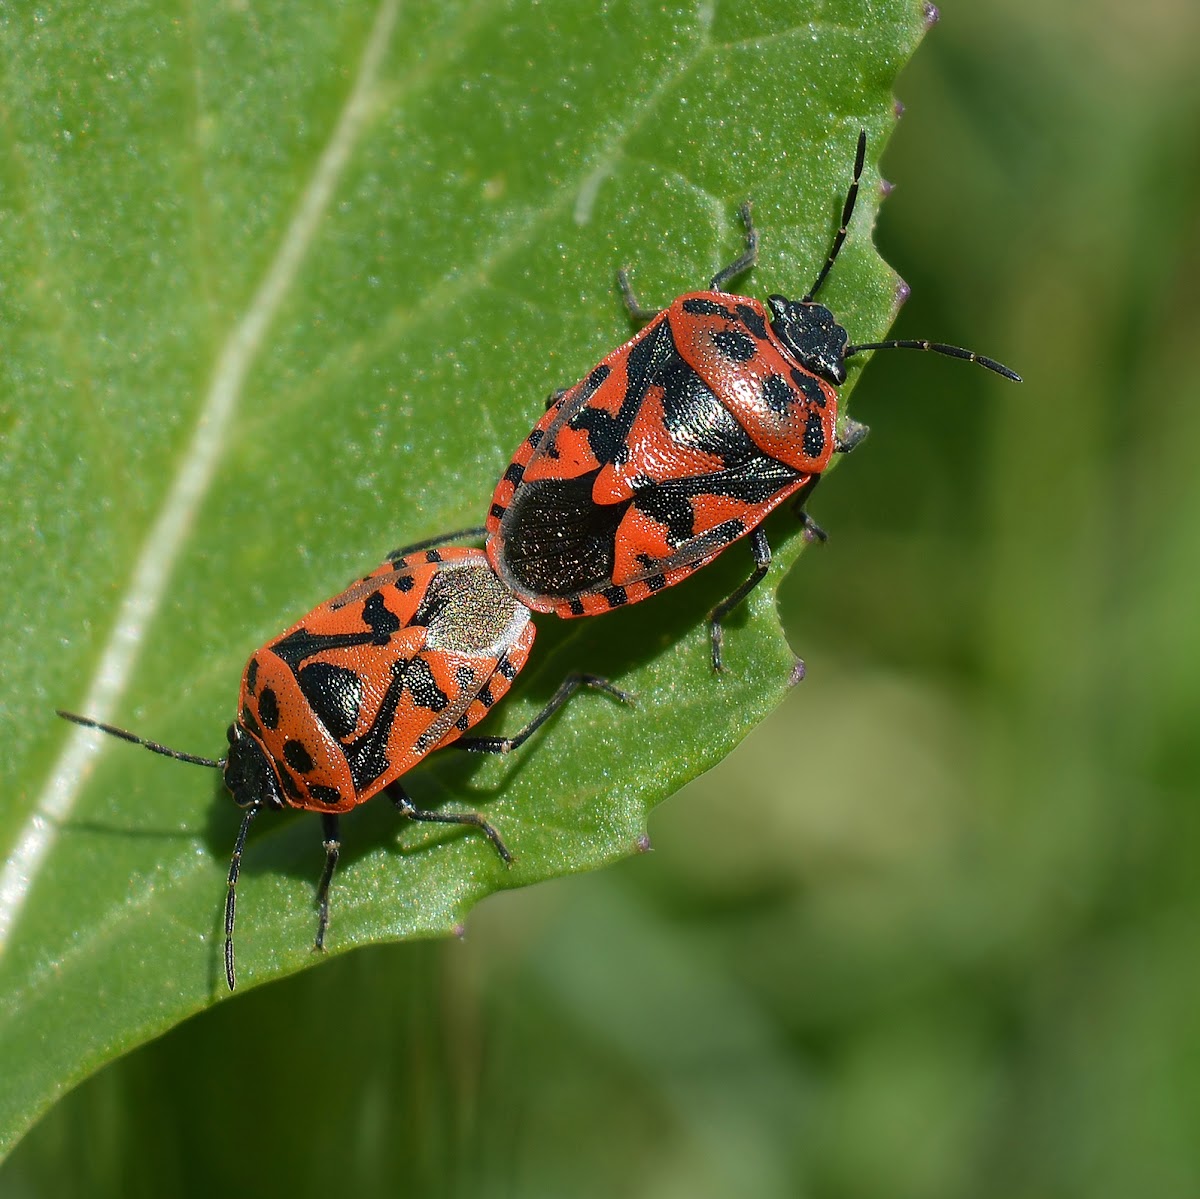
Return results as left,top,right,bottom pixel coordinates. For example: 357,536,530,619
483,129,1020,669
60,542,626,989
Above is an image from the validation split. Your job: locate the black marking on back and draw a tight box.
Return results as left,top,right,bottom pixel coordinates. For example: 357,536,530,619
342,656,449,792
362,592,401,642
496,654,517,680
257,687,280,730
241,705,263,741
583,364,611,395
602,585,628,608
424,549,443,564
736,304,768,340
682,297,737,318
790,367,827,408
309,784,343,808
500,470,633,597
803,410,826,459
284,740,315,774
504,462,525,486
403,657,449,713
761,373,796,416
271,597,399,673
568,318,677,468
245,657,259,697
272,757,304,801
490,503,506,521
394,574,416,593
711,328,757,362
297,660,363,740
646,363,804,531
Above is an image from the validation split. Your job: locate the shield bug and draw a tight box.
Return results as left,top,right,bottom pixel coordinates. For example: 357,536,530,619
483,130,1019,668
60,543,625,988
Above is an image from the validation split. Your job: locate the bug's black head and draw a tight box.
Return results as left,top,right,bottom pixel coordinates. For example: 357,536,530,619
767,295,848,386
222,724,285,810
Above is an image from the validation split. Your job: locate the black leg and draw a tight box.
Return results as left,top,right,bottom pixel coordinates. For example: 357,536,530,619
709,202,758,292
392,784,513,864
797,510,828,543
788,475,828,543
386,526,487,562
710,527,772,672
224,805,262,992
455,673,632,755
616,267,660,324
313,812,341,953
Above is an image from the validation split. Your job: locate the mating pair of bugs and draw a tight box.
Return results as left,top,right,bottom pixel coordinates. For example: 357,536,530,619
61,131,1019,989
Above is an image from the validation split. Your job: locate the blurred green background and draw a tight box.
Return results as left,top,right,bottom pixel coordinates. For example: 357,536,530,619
8,1,1200,1196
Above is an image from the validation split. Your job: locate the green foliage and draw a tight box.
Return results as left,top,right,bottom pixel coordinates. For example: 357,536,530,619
0,0,927,1159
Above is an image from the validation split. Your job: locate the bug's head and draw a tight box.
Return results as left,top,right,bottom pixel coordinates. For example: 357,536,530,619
767,295,848,386
222,724,286,811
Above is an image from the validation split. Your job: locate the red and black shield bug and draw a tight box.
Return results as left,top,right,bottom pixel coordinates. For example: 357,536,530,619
59,543,626,989
484,129,1020,669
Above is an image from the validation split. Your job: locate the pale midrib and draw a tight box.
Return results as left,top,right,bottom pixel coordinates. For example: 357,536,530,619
0,0,401,954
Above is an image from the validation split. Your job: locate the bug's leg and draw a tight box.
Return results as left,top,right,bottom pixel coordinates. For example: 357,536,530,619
788,476,829,543
393,784,514,865
616,266,661,324
224,805,262,992
313,812,341,953
710,527,772,672
455,673,632,756
386,527,487,562
796,509,828,543
709,202,758,292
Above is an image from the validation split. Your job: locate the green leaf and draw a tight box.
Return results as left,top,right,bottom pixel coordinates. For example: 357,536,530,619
0,0,927,1158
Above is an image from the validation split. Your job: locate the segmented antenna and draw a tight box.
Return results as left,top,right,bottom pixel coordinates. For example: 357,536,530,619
804,128,868,303
56,710,223,768
843,340,1021,381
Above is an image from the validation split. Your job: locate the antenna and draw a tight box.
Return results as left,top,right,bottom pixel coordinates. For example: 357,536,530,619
56,710,223,768
804,128,867,303
224,805,261,991
843,340,1021,381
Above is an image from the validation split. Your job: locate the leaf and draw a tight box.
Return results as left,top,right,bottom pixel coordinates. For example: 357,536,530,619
0,0,928,1159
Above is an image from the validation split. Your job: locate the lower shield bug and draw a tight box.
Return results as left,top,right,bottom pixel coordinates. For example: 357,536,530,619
60,543,626,988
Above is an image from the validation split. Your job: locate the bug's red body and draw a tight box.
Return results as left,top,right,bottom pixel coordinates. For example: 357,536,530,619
62,541,625,988
486,291,839,617
60,546,558,990
234,547,534,815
